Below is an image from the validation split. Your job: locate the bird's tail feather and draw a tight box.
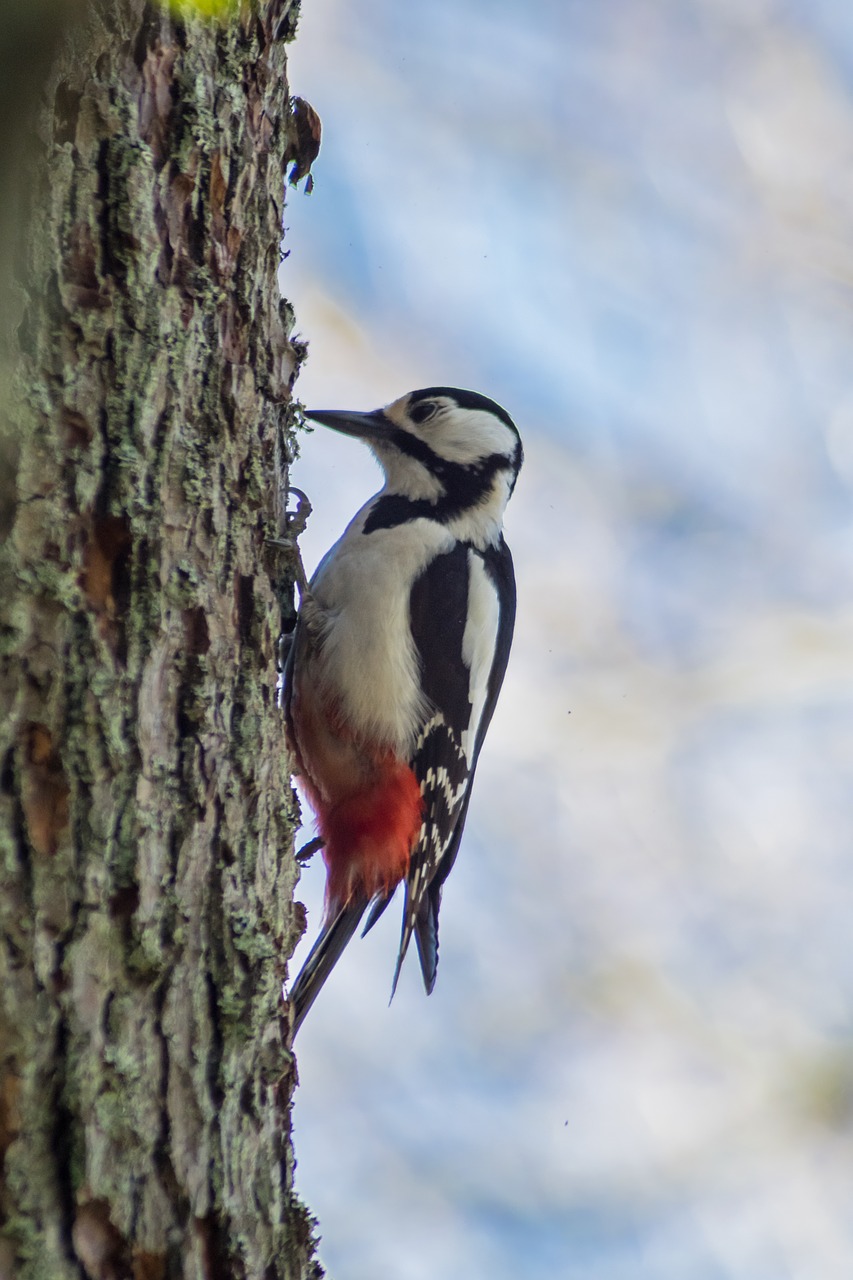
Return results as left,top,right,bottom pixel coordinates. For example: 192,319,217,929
289,900,368,1035
361,890,395,937
389,883,441,1001
413,895,439,994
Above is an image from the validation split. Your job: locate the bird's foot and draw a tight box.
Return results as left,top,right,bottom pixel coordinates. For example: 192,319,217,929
268,486,313,597
296,836,325,865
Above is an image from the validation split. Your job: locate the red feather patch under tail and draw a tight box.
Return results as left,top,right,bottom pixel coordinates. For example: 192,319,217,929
319,761,424,913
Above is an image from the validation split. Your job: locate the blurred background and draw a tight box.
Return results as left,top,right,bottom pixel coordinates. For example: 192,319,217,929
280,2,853,1276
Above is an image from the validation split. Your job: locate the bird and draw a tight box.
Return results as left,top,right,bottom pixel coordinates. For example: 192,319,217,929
284,386,523,1034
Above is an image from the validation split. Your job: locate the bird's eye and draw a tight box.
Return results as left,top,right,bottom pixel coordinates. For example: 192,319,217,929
409,400,438,425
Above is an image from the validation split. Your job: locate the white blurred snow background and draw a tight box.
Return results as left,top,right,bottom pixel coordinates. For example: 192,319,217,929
279,2,853,1276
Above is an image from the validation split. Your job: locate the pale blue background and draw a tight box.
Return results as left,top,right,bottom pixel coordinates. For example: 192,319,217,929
280,3,853,1276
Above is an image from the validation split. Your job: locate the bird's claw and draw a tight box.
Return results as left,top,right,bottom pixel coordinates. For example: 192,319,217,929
296,836,325,865
268,486,313,598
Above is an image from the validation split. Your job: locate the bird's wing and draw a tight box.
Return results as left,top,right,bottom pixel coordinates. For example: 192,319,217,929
388,536,517,996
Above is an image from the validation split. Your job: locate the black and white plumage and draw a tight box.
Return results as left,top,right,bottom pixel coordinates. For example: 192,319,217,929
284,387,522,1033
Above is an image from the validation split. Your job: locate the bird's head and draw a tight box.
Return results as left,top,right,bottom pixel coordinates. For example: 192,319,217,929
305,387,523,522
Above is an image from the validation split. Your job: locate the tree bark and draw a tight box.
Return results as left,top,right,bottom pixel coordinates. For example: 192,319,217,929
0,2,318,1276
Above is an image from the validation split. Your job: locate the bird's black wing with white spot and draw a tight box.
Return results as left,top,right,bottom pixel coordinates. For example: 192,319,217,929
389,535,517,996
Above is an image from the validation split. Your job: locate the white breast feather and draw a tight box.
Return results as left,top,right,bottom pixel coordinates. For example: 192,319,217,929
310,507,454,756
461,552,500,763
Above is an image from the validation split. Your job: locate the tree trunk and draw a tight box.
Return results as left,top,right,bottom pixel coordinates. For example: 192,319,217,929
0,2,318,1276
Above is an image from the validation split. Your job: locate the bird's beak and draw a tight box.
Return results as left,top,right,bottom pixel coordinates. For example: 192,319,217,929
305,408,392,443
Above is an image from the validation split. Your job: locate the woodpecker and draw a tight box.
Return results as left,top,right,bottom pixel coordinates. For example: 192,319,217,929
284,387,522,1033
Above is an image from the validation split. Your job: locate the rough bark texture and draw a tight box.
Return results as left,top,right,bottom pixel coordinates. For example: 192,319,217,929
0,2,318,1276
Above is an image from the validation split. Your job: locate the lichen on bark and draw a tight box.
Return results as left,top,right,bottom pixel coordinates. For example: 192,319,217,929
0,1,319,1276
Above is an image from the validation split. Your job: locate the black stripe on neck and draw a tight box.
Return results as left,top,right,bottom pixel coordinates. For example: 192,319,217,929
363,448,509,534
388,419,522,495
